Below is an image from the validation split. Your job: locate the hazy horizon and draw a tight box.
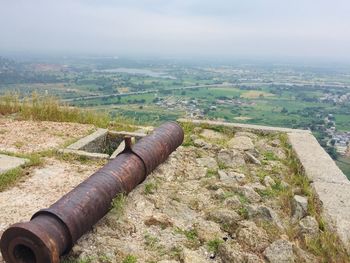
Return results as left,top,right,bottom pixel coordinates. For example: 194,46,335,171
1,0,349,61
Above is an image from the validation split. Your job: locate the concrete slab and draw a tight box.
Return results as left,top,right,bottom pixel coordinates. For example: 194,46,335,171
288,132,349,184
0,154,29,174
67,129,108,152
288,132,350,250
58,149,110,160
178,118,310,134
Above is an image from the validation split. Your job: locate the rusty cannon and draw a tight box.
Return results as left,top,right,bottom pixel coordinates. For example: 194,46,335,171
0,122,184,263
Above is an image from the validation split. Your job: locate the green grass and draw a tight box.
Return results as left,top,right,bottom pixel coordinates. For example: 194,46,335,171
174,227,200,248
122,255,137,263
336,156,350,179
110,193,126,216
0,152,42,192
206,238,224,254
263,151,279,161
205,169,218,178
0,92,136,130
144,182,158,195
180,122,196,147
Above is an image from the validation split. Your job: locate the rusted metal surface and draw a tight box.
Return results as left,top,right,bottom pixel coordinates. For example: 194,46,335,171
0,122,184,263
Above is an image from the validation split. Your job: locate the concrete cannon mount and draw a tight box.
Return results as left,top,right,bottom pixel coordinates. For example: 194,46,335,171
179,118,350,252
59,129,148,159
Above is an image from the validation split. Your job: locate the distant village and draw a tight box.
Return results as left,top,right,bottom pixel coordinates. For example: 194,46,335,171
324,114,350,155
154,95,255,119
320,93,350,104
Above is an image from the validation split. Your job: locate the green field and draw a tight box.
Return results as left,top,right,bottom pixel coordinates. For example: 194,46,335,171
336,157,350,179
1,56,349,177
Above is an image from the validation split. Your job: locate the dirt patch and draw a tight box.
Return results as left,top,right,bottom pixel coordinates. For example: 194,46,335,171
0,118,95,153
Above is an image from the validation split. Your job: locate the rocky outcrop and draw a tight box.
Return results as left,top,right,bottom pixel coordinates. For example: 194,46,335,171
228,136,255,151
298,216,319,239
291,195,308,221
236,221,269,252
217,149,246,168
264,239,295,263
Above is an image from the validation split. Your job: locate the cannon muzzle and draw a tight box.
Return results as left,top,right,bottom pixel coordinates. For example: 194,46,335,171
0,122,184,263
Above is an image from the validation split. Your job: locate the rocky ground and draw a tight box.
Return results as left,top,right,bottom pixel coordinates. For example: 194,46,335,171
62,126,329,263
0,121,347,263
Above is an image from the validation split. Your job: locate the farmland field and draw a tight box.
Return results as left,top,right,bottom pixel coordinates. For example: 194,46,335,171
0,56,349,176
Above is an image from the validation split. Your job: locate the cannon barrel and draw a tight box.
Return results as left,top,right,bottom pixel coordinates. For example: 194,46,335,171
0,122,184,263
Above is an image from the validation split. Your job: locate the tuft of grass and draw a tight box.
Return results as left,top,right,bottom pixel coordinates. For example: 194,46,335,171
110,193,126,216
237,206,249,219
144,233,160,249
257,180,285,199
122,255,137,263
143,232,166,255
206,169,218,178
237,193,249,204
168,246,182,260
218,161,228,170
174,227,200,248
0,152,43,192
305,231,350,263
144,182,158,195
263,151,279,161
206,238,224,254
180,122,196,147
0,168,23,192
258,221,282,241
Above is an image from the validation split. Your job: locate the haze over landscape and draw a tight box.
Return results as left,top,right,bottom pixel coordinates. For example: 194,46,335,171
1,0,350,60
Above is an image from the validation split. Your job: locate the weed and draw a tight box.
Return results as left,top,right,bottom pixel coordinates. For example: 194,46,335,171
305,231,350,262
168,246,182,260
258,221,281,241
263,151,279,161
14,141,25,148
237,193,249,204
206,238,224,253
218,161,228,170
206,169,218,178
180,122,196,147
122,255,137,263
110,193,126,216
258,180,285,199
144,233,160,248
144,182,158,195
222,191,235,199
174,227,200,248
237,206,249,219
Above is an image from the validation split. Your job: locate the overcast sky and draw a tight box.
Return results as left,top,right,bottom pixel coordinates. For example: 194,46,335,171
0,0,349,60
